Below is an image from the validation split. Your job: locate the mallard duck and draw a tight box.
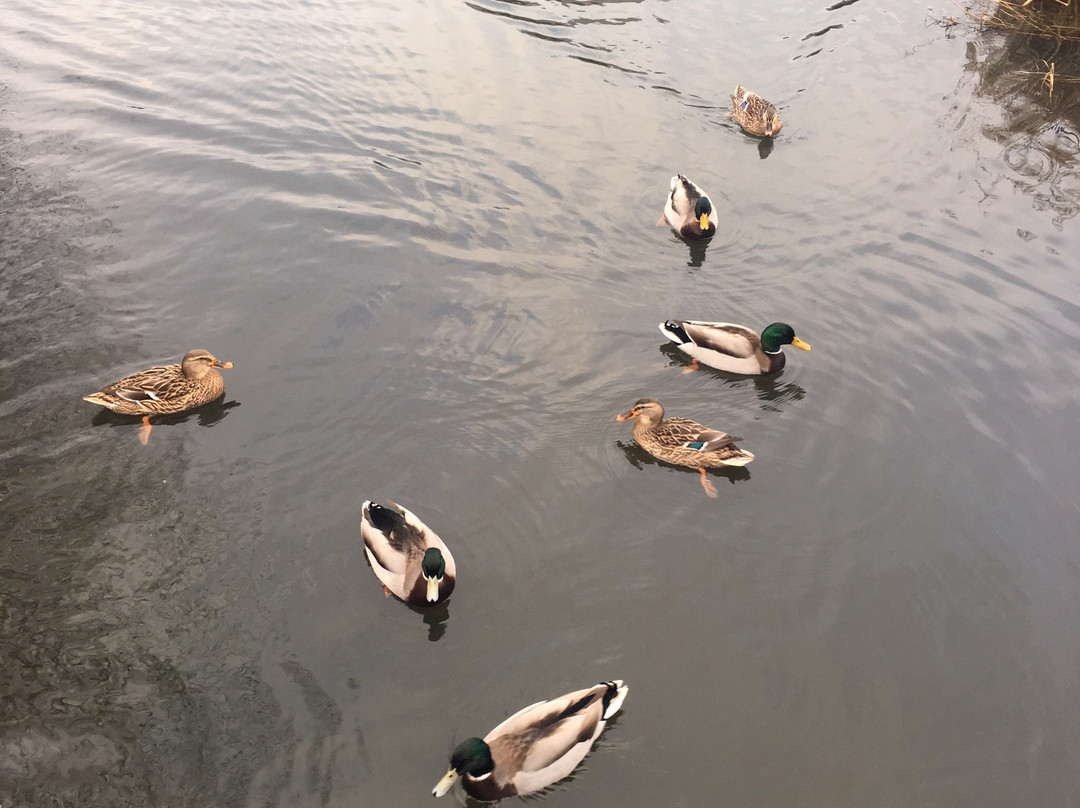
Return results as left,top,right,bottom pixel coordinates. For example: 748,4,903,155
617,397,752,497
660,320,811,375
433,679,627,801
360,500,455,605
729,85,782,137
83,349,233,444
656,174,717,239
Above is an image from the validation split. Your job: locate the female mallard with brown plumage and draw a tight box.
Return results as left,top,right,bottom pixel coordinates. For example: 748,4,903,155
433,680,627,801
660,320,810,375
656,174,717,239
617,397,753,497
729,85,782,137
360,500,455,606
83,349,233,444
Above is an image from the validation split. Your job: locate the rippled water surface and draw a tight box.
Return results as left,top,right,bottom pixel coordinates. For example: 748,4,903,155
3,1,1080,805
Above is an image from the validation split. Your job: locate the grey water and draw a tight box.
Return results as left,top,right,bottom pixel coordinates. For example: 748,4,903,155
2,1,1080,805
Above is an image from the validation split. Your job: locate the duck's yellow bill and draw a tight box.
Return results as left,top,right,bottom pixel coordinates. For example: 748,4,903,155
216,360,234,369
426,576,440,603
699,213,710,231
791,337,811,351
616,411,635,422
433,768,459,798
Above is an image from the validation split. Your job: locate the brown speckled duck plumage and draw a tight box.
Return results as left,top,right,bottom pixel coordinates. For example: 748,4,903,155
83,349,232,416
617,397,754,468
730,85,782,137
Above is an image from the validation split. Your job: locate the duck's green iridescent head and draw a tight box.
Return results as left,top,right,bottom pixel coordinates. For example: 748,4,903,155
432,737,494,797
451,737,494,776
761,323,811,354
693,196,713,231
422,548,446,602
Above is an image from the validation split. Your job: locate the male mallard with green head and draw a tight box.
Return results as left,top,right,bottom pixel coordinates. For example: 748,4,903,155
617,397,753,498
83,349,233,444
661,320,811,375
657,174,717,239
361,500,455,605
433,680,627,801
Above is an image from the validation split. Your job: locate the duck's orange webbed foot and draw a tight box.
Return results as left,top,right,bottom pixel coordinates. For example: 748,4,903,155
682,358,699,375
699,467,718,498
138,415,152,446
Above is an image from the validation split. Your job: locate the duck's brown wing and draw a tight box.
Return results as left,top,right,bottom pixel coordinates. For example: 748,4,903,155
660,417,742,451
485,685,609,794
673,174,703,211
101,363,187,403
361,502,426,573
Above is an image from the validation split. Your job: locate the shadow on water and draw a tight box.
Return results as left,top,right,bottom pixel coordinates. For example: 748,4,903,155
614,440,752,487
658,343,808,410
89,397,242,432
749,373,807,411
411,600,451,642
964,6,1080,225
684,236,710,269
360,552,453,642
